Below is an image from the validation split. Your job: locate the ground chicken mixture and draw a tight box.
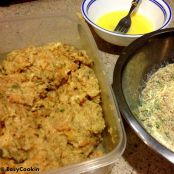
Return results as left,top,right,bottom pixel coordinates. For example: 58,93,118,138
0,43,105,173
137,64,174,152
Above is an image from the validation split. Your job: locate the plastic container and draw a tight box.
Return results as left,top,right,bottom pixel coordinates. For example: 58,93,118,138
0,14,126,174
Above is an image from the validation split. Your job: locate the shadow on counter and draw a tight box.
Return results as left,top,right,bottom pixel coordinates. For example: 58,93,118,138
0,0,36,6
89,26,125,55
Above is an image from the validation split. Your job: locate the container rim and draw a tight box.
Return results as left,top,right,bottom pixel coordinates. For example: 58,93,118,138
0,13,78,23
112,28,174,164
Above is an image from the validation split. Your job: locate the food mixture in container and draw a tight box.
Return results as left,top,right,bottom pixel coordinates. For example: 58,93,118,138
0,43,106,173
137,63,174,152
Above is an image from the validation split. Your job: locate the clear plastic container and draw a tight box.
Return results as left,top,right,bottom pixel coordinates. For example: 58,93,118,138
0,14,126,174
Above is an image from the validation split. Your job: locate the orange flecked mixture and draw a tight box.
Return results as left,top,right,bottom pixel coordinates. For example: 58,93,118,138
0,43,105,173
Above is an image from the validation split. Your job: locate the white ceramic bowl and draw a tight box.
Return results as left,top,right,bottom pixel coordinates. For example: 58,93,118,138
81,0,172,46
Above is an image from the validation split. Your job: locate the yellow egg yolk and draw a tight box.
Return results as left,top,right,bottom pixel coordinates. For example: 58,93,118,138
96,10,154,34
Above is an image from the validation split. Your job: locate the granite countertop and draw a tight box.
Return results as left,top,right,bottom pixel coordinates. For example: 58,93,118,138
0,0,174,173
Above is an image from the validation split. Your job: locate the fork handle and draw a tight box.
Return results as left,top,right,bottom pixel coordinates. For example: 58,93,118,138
128,0,140,15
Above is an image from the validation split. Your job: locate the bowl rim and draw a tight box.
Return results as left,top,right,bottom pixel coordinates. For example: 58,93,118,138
112,28,174,164
81,0,172,38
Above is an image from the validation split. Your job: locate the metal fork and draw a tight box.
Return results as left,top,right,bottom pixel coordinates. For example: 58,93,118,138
114,0,140,33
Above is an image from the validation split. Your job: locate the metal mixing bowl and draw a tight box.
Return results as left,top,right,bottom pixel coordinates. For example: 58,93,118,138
113,28,174,164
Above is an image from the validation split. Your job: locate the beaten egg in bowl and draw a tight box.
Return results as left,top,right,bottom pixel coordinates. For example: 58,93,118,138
96,10,154,34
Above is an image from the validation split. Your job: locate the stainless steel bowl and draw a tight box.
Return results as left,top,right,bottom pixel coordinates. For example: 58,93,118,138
113,28,174,164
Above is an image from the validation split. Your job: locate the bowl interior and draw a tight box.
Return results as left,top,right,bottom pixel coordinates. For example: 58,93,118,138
122,31,174,111
83,0,171,33
113,29,174,163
